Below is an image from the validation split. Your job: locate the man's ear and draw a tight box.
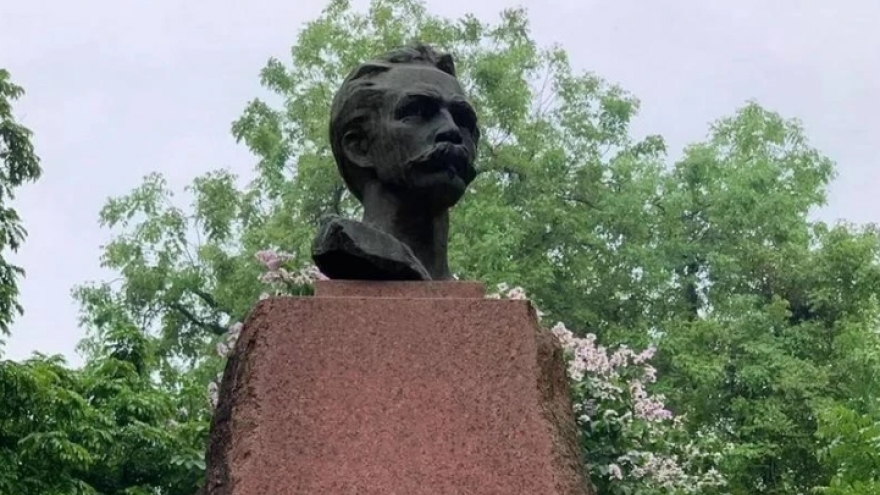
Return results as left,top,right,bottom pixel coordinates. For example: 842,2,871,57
342,130,372,170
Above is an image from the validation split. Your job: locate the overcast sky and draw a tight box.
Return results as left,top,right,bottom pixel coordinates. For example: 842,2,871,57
2,0,878,365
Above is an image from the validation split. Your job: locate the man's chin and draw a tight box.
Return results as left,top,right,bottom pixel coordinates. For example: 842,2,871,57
408,173,467,210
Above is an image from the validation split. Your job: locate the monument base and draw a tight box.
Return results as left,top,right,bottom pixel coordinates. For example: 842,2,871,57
201,281,591,495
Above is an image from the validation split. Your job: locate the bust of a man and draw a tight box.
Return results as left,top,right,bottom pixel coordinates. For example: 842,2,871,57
311,44,480,281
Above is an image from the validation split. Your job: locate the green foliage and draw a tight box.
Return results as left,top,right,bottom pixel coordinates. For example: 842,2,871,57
0,327,208,495
0,70,207,495
816,405,880,495
652,106,880,494
0,69,42,338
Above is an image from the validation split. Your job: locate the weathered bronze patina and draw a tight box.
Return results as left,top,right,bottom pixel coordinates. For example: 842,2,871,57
312,44,480,280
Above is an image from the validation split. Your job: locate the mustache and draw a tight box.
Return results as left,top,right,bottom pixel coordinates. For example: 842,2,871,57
410,142,474,173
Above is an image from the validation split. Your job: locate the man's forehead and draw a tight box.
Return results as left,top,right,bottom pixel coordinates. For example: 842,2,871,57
374,65,465,98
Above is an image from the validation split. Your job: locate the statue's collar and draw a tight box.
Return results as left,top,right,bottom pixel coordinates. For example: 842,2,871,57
311,215,432,281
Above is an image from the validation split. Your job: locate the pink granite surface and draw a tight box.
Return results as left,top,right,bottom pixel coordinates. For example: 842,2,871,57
201,281,591,495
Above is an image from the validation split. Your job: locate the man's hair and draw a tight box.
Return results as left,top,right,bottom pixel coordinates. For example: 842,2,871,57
329,43,457,202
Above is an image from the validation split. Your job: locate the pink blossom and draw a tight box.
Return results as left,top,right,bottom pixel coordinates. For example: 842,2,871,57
607,463,623,480
227,321,242,335
254,249,293,271
643,365,657,383
216,342,229,358
633,345,656,364
225,324,241,349
259,270,283,284
630,380,673,421
305,265,330,281
610,346,633,368
207,381,220,408
256,251,327,288
506,286,528,300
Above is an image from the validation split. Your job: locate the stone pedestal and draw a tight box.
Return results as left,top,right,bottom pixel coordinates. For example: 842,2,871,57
201,281,590,495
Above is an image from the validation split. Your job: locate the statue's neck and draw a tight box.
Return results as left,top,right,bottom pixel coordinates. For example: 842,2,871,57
360,182,451,280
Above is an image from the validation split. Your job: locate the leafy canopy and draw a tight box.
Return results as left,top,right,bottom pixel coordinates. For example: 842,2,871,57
0,69,42,338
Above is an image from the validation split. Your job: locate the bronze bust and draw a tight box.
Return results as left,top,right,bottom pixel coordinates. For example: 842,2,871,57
312,44,480,280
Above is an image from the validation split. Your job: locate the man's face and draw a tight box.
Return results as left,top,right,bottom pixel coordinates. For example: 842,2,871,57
359,65,479,211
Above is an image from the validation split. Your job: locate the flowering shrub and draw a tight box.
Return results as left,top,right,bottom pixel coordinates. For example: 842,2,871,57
211,254,729,494
487,283,728,495
254,249,328,298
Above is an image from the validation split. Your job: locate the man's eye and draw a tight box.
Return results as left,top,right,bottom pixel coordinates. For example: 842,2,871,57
451,108,477,133
399,99,436,120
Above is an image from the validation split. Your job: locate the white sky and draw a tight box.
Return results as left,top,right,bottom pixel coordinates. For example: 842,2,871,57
2,0,878,366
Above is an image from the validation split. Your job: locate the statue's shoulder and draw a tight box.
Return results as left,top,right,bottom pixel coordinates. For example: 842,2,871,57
311,215,431,281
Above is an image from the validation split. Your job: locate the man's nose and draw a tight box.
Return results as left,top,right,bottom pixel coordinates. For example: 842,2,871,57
434,110,463,145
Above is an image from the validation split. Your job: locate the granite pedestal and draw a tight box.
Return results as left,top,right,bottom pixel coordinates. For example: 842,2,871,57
201,281,590,495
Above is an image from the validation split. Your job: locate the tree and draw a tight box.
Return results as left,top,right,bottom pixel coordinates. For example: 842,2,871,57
651,106,880,494
1,322,209,494
0,71,206,495
0,68,42,339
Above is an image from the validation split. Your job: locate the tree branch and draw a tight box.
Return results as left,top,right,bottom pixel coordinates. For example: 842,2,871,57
191,288,220,309
169,302,227,336
330,184,345,216
565,194,601,210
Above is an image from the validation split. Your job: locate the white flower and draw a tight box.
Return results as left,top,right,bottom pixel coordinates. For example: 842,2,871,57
216,342,229,358
506,286,528,300
608,463,623,480
207,381,220,408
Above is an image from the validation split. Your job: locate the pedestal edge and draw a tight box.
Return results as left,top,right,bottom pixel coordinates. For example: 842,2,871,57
313,280,486,299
